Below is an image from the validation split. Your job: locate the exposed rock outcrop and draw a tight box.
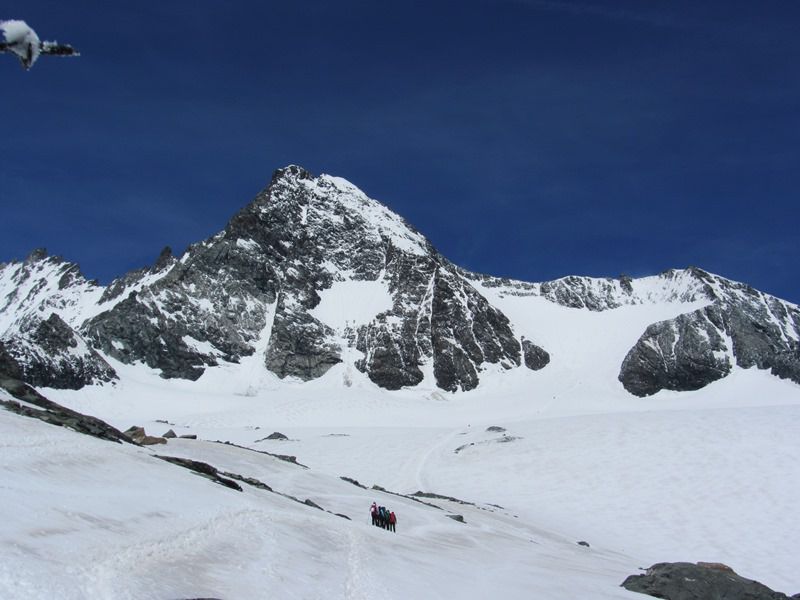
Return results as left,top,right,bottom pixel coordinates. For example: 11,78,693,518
0,251,116,389
621,562,795,599
124,426,167,445
2,167,799,397
468,267,716,311
0,374,131,444
4,312,117,388
155,455,242,491
77,166,545,392
0,340,24,379
521,338,550,371
620,273,800,396
619,306,732,397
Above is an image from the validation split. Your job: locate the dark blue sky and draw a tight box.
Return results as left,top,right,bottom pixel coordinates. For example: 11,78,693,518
2,1,799,301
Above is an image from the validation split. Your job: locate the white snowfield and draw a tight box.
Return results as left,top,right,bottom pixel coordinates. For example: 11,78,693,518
309,277,394,332
0,402,640,600
0,290,797,599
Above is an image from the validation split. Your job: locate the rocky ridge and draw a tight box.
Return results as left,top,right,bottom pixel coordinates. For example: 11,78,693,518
471,266,800,396
1,166,799,396
618,270,800,396
1,167,548,392
0,250,116,388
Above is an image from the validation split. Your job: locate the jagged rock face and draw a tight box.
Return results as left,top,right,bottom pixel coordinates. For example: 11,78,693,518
2,166,799,397
619,306,732,396
726,299,800,374
354,252,432,389
265,303,341,380
0,249,102,321
84,291,215,381
82,218,284,380
0,341,23,379
77,166,543,390
521,339,550,371
620,274,800,396
249,167,540,391
0,251,116,388
4,313,116,389
539,276,634,311
470,266,716,310
428,267,522,392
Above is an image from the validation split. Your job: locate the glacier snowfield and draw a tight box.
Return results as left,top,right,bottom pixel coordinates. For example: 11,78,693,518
2,356,798,599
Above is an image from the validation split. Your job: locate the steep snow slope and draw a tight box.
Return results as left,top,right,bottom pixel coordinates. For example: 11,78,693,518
0,403,644,600
42,342,800,595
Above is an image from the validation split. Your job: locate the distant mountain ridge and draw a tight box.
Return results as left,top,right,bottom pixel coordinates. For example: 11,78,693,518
1,165,798,396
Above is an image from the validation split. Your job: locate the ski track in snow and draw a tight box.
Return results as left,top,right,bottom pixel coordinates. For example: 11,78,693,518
344,529,390,600
407,427,462,493
82,508,270,599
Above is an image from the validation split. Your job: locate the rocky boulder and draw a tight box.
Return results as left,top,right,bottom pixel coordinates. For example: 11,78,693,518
521,338,550,371
124,426,167,445
621,562,795,599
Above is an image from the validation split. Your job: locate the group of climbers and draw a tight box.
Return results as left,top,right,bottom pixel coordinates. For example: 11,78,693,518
370,502,397,532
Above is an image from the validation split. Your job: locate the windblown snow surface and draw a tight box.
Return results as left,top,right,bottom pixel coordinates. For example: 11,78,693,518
2,290,800,599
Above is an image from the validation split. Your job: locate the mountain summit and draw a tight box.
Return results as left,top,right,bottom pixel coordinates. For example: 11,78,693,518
1,166,798,396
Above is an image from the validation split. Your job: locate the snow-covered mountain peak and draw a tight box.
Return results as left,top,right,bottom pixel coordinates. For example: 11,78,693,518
0,250,114,389
0,248,102,335
204,166,540,391
1,166,799,397
313,173,430,257
233,166,430,262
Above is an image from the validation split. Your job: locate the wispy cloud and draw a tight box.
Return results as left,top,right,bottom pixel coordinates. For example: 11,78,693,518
513,0,684,29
